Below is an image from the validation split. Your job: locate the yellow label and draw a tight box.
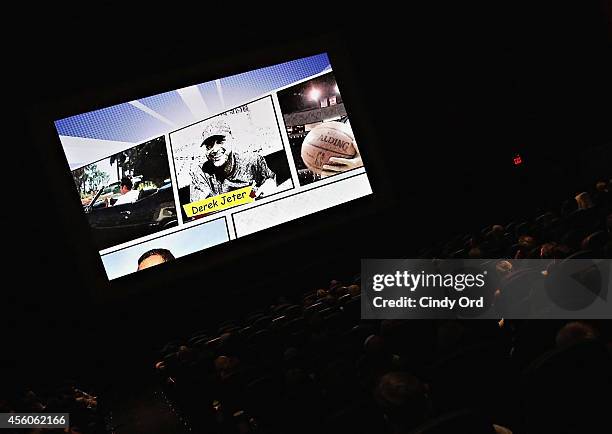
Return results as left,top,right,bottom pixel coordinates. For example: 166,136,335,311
183,186,254,218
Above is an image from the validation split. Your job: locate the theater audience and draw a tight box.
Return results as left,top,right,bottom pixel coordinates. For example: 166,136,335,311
555,321,599,347
357,335,403,390
539,242,559,259
150,262,611,434
8,177,606,433
514,235,538,259
468,246,483,259
424,178,611,262
145,177,612,434
374,372,432,434
575,191,594,210
0,382,104,434
347,284,361,296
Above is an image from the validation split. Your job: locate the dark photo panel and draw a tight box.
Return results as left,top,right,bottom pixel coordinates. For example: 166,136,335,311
72,136,178,250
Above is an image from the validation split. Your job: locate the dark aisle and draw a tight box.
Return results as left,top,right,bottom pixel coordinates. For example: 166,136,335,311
109,385,190,434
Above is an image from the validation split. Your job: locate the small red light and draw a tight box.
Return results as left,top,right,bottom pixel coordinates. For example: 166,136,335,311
513,155,523,165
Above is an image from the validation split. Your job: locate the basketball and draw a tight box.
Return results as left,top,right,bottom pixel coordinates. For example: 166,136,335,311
300,121,356,175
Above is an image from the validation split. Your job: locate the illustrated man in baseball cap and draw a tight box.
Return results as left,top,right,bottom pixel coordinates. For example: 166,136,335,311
189,116,277,204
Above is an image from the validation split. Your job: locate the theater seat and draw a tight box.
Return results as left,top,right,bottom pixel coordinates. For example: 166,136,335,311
409,409,496,434
303,302,325,318
496,269,544,317
563,249,596,259
337,294,353,305
283,317,306,334
283,305,303,318
429,341,515,419
522,340,612,434
252,316,273,330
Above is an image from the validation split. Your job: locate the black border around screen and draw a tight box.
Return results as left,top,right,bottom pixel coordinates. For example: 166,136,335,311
28,32,396,305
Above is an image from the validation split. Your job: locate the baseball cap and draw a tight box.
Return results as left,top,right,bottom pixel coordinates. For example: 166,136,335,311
201,118,232,146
